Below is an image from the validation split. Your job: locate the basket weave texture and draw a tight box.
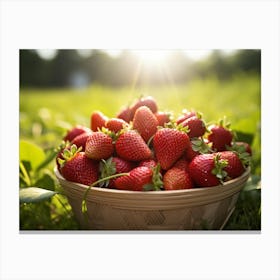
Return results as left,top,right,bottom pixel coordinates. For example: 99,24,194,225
55,167,250,230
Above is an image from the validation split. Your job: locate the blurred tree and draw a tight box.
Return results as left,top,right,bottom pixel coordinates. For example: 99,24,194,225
193,50,260,80
20,50,52,87
20,49,261,88
230,49,261,73
50,50,81,87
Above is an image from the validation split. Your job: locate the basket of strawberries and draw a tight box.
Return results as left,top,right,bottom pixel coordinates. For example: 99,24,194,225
55,96,251,230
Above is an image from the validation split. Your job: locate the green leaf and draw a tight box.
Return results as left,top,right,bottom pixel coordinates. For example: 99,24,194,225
20,187,57,204
234,131,254,145
20,140,45,170
34,171,56,191
243,175,261,191
35,149,57,171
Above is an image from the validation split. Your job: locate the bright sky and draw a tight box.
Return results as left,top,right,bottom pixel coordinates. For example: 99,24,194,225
105,49,213,62
36,49,235,62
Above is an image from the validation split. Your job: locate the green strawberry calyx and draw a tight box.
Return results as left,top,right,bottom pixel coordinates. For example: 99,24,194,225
226,142,251,167
98,127,119,142
191,137,212,154
99,157,117,188
162,121,190,134
143,163,164,191
57,144,82,168
219,116,231,129
211,153,228,183
55,140,70,153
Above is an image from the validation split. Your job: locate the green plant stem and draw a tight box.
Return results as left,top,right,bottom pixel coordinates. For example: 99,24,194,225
55,194,72,217
20,161,31,187
81,173,129,224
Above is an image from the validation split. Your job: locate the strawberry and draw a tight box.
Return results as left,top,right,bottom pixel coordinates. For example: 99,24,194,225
114,166,153,191
115,130,152,161
155,111,171,127
153,128,191,170
188,153,228,187
59,146,99,186
181,116,206,138
163,167,193,190
185,138,212,161
63,125,91,142
219,151,245,179
176,110,196,125
173,157,189,171
207,121,233,152
233,141,252,156
99,157,134,188
227,141,252,168
90,111,108,131
139,159,157,169
116,106,133,123
132,106,158,142
130,96,158,118
185,142,200,161
85,132,114,160
71,131,93,151
106,118,129,133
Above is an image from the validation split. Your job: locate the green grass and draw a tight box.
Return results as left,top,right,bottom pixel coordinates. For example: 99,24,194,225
19,73,261,230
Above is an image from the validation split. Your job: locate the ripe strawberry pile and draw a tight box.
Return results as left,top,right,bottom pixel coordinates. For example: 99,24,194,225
56,96,252,191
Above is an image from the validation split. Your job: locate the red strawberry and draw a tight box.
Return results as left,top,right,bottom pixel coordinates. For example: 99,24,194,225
90,111,108,131
155,111,171,127
139,159,157,169
207,123,233,152
153,128,191,170
181,116,206,138
176,110,196,125
99,157,134,188
117,106,133,122
188,153,228,187
163,167,193,190
111,157,134,173
130,96,158,118
85,132,114,160
173,158,189,171
219,151,245,179
115,130,152,161
106,118,129,133
71,131,93,151
185,138,212,161
114,166,153,191
185,143,200,161
59,147,99,186
63,125,91,142
56,141,71,170
226,141,252,168
234,141,252,156
132,106,158,142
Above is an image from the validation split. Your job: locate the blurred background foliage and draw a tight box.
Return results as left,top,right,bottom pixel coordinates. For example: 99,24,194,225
20,49,260,88
19,49,261,230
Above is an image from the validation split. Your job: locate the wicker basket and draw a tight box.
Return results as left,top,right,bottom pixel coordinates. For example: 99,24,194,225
54,167,250,230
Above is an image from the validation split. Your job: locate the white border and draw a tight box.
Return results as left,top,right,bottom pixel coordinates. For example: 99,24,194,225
1,1,280,279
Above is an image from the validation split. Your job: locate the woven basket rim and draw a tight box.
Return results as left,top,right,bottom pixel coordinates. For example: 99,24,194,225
55,166,250,219
54,166,250,197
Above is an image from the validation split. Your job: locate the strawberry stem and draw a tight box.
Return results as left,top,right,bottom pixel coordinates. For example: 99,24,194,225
58,144,82,168
211,154,228,184
143,163,163,191
147,134,155,147
81,172,129,221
